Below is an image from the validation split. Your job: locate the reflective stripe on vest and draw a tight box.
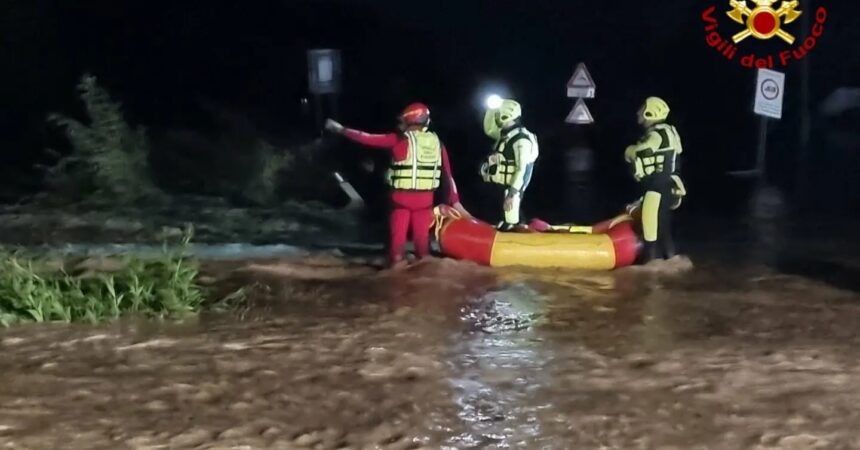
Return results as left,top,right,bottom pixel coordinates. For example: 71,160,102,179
633,124,681,181
388,131,442,190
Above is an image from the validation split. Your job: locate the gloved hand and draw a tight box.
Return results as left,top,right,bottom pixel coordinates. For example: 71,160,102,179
625,198,642,215
624,145,637,163
451,202,472,219
503,188,517,212
324,118,344,134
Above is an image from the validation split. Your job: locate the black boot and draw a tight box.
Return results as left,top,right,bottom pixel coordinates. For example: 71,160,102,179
496,221,517,232
640,241,659,264
662,238,676,259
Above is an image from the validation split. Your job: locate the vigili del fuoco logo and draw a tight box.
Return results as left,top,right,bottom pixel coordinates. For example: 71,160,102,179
702,0,827,68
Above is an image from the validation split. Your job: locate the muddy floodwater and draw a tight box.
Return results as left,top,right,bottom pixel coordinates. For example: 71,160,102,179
2,224,860,449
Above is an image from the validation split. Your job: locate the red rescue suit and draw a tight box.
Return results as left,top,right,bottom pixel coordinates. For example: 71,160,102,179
341,128,461,265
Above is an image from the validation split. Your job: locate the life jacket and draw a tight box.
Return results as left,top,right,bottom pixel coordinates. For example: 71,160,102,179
482,126,538,186
631,123,682,182
387,130,442,191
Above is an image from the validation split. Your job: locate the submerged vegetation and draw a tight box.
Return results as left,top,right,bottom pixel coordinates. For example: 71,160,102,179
0,231,212,327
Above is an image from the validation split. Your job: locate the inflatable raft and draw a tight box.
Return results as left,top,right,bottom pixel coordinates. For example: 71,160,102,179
433,207,642,270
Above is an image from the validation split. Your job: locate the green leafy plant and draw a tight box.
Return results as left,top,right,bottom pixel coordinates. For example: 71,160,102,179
0,233,207,327
45,73,161,204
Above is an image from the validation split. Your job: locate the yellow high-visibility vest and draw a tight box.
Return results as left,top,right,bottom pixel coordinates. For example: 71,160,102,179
483,127,538,186
628,123,682,182
388,130,442,191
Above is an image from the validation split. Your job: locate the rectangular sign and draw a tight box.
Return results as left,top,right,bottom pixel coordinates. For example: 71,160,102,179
307,49,342,95
754,68,785,119
567,86,596,98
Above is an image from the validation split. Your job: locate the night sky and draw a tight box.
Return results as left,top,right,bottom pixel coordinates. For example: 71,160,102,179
2,0,858,215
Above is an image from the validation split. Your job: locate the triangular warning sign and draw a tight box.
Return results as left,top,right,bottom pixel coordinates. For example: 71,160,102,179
567,63,596,98
568,63,595,88
565,98,594,124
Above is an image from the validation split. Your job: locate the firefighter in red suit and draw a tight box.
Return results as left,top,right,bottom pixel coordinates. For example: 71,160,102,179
324,103,471,267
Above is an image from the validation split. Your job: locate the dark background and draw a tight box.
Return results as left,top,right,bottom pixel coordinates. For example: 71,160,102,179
2,0,858,220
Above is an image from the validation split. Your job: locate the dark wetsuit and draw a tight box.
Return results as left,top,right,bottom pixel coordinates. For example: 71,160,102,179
624,122,683,261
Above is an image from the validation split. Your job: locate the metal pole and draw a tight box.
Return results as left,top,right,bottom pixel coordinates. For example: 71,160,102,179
328,93,340,121
797,0,812,202
313,94,323,136
757,115,768,185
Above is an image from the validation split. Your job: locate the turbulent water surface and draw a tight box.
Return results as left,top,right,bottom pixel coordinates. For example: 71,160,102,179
2,223,860,450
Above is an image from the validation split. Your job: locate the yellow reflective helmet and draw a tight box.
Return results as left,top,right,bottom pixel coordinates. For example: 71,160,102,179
496,99,522,127
483,110,501,140
484,99,522,139
640,97,670,123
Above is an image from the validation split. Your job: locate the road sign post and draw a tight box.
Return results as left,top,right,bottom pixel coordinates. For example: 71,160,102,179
727,69,787,180
752,68,785,184
754,68,785,120
307,49,342,134
565,63,596,125
307,49,342,95
755,116,769,184
564,63,597,212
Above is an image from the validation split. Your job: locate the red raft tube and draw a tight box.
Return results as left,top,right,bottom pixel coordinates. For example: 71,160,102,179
432,207,641,270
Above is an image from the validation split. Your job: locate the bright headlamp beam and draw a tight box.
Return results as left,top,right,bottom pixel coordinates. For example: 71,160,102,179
485,94,503,109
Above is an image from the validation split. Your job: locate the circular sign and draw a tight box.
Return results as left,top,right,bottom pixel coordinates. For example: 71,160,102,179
761,79,780,100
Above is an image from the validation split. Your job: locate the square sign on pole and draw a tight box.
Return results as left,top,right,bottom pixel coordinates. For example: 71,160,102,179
754,68,785,119
567,63,595,98
307,49,342,95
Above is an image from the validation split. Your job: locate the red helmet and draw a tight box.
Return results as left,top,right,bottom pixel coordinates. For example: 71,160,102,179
398,102,431,126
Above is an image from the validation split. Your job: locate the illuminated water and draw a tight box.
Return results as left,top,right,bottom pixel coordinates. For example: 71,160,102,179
1,220,859,449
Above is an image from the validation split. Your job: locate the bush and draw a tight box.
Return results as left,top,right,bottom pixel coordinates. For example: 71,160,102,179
241,139,295,205
0,244,204,327
44,73,161,204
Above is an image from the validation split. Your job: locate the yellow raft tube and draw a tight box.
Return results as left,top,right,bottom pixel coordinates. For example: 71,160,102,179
432,207,642,270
